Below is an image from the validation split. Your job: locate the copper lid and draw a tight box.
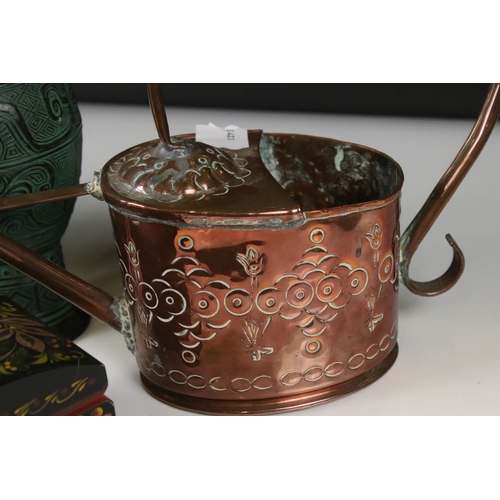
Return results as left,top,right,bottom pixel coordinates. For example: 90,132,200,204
106,139,251,204
100,84,303,227
101,129,303,228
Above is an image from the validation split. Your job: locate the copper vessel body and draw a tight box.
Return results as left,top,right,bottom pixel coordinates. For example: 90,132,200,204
102,132,403,413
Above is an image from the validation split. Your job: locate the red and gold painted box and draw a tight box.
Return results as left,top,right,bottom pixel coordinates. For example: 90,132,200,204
0,292,115,416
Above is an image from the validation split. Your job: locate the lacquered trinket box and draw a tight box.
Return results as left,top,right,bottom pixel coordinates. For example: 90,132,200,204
0,292,115,416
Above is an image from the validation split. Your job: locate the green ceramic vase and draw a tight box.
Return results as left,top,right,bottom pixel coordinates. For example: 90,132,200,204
0,83,90,339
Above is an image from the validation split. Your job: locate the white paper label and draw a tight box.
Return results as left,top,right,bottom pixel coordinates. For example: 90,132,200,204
195,123,249,149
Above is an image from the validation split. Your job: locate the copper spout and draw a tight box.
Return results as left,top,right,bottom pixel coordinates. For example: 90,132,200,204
0,182,122,332
0,233,121,331
400,83,500,296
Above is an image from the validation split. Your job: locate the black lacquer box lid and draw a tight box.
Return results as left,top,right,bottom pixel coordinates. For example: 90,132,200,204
0,292,115,416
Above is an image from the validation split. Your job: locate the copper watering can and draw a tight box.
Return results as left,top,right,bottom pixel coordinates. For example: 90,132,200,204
0,84,499,415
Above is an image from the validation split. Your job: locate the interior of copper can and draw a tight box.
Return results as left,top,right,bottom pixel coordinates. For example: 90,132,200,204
260,133,403,212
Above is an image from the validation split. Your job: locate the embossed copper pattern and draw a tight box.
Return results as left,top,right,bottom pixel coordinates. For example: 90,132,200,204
111,197,400,403
101,131,304,225
107,140,252,203
104,132,403,411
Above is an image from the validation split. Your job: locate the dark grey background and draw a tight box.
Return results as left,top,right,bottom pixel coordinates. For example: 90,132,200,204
71,84,490,119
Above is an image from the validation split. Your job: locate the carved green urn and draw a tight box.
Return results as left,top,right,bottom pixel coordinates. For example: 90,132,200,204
0,83,90,339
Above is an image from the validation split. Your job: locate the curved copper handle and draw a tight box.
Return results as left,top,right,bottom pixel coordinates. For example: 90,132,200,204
400,83,500,296
147,83,184,149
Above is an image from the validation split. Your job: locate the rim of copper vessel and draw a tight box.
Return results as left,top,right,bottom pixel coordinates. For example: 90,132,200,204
100,132,404,225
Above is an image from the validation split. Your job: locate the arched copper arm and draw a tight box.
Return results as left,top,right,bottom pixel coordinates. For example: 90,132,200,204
400,83,500,296
147,83,184,149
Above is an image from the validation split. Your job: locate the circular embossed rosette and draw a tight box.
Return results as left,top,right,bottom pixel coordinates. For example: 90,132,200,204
109,194,400,403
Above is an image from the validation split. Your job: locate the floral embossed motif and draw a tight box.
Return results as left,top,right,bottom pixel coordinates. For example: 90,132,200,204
120,225,376,367
237,246,264,290
366,223,382,267
108,143,251,203
365,286,384,332
241,317,273,361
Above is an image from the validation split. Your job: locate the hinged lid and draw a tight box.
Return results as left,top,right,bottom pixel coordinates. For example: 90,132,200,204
100,84,303,227
102,130,303,225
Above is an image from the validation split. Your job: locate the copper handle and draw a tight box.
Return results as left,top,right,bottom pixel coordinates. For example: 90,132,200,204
147,83,184,149
400,83,500,296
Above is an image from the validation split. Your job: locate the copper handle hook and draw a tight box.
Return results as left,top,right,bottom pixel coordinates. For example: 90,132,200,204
400,83,500,296
147,83,184,149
